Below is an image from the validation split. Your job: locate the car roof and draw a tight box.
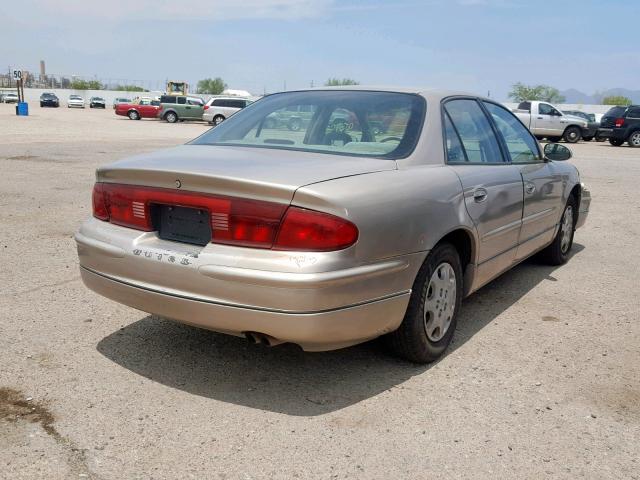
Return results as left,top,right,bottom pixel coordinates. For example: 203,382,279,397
272,86,485,102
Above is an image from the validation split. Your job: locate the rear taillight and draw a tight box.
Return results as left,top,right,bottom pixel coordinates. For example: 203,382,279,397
92,183,108,220
203,105,209,110
615,118,625,128
274,207,358,251
91,183,358,251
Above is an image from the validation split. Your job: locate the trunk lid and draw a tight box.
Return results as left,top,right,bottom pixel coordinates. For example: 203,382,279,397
97,144,396,204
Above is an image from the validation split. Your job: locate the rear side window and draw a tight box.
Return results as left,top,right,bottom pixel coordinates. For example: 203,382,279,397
604,106,626,118
627,107,640,118
443,113,467,163
443,99,504,164
177,97,186,105
517,101,531,112
483,102,541,163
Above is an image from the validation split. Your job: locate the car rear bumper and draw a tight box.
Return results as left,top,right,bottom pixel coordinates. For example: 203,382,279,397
80,266,410,351
75,218,422,350
597,128,626,141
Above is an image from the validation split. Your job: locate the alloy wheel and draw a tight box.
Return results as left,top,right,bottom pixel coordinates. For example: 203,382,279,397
423,262,457,342
560,205,574,254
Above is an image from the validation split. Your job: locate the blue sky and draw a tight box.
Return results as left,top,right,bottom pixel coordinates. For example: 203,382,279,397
1,0,638,99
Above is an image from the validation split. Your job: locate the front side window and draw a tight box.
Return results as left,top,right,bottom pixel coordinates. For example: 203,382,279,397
484,102,541,163
539,103,561,116
191,91,426,159
443,99,504,164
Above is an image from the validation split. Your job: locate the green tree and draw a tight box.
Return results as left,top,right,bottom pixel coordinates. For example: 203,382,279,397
70,79,104,90
197,77,226,95
601,95,632,106
113,84,147,92
324,78,360,86
508,82,565,103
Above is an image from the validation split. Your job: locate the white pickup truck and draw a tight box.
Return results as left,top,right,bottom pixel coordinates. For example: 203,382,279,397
513,101,589,143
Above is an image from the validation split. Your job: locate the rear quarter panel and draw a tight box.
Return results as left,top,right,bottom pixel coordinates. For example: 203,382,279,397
292,166,475,264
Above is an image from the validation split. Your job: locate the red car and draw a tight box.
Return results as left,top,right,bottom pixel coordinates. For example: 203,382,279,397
115,98,161,120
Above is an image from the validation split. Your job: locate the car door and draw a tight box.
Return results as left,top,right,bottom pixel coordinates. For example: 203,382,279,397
537,103,564,137
443,98,524,287
483,101,564,261
175,96,188,117
186,98,204,119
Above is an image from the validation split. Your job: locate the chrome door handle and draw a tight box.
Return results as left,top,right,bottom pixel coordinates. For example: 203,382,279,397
525,183,536,195
473,188,488,203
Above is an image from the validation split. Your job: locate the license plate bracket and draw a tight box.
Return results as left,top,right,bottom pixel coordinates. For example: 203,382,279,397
155,205,211,246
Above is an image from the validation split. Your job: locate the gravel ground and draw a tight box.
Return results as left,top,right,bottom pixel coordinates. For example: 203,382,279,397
1,104,638,479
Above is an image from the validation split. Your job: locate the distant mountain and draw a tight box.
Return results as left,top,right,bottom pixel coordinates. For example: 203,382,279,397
561,88,640,104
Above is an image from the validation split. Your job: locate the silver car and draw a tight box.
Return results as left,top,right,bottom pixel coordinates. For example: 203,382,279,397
76,88,590,363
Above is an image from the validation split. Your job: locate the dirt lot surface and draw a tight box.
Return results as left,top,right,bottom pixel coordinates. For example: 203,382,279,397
1,104,638,479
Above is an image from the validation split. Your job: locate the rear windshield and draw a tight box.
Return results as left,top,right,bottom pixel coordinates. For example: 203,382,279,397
191,90,426,159
604,106,627,118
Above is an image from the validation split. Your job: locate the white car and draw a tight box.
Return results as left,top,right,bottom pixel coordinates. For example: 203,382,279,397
68,95,85,108
3,92,19,103
203,97,252,125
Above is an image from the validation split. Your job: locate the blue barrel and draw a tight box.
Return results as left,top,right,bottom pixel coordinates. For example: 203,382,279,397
16,102,29,116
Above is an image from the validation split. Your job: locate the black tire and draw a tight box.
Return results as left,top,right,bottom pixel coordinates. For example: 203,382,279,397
388,243,463,364
165,111,178,123
582,136,594,142
212,115,225,126
539,196,577,266
627,131,640,148
128,110,140,120
40,102,44,107
609,138,624,147
563,126,582,143
90,105,94,109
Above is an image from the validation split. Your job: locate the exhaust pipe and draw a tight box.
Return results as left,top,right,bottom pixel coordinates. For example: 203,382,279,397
244,332,284,347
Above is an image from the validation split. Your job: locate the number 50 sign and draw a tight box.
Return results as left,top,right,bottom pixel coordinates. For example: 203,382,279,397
12,69,23,81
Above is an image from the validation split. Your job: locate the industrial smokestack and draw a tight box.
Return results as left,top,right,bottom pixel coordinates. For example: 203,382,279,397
40,60,45,78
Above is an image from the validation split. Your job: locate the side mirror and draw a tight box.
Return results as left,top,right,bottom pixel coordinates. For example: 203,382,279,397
544,143,572,161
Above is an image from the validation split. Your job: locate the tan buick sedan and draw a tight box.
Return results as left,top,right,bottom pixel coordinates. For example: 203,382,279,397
76,88,590,363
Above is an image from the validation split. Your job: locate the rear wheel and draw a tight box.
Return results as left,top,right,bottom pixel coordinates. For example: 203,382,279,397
539,196,576,265
563,126,582,143
388,243,463,364
165,112,178,123
628,131,640,148
128,110,140,120
609,138,624,147
212,115,225,126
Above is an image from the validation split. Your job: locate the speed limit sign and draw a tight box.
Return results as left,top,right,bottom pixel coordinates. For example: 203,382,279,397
12,69,22,81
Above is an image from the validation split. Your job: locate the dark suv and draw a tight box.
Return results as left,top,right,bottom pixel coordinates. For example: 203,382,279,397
599,105,640,147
